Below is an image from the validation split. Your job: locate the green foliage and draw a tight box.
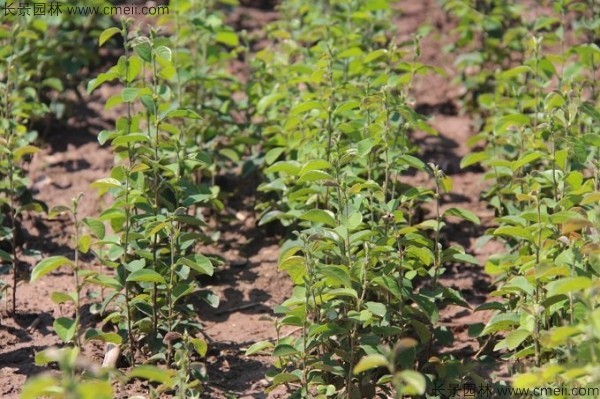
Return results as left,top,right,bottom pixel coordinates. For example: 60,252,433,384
245,0,481,397
21,347,114,399
0,18,45,317
452,0,600,391
88,19,224,367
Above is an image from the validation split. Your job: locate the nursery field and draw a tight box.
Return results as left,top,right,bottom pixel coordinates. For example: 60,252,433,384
0,0,599,398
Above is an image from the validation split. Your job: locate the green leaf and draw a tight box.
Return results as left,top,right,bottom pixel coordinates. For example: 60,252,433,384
133,42,152,62
271,373,301,386
99,27,121,46
273,344,299,357
190,338,208,357
290,100,324,115
31,256,74,282
51,292,75,305
179,255,214,276
353,354,389,374
112,134,149,146
397,370,426,395
297,170,333,183
13,145,40,161
91,178,122,190
265,148,285,165
547,277,592,297
219,148,239,162
481,313,520,336
443,207,481,224
245,341,274,356
299,209,336,227
127,269,166,284
215,31,239,47
511,151,544,171
505,276,535,296
265,161,301,175
54,317,76,342
320,265,352,288
127,365,175,385
164,109,202,119
0,249,11,262
364,49,388,63
87,71,119,94
42,78,64,91
122,88,140,102
493,226,533,242
20,376,61,399
83,218,105,239
460,152,487,168
504,329,531,350
338,46,364,58
154,45,172,61
397,154,426,171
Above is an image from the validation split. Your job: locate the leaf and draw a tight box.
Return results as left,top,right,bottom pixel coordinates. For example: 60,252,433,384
443,207,481,224
547,277,592,297
338,46,363,58
273,344,299,357
561,218,593,235
91,178,122,190
397,370,426,395
364,49,388,63
87,71,119,94
51,292,75,305
481,313,520,336
299,209,336,227
190,338,208,357
320,265,352,288
397,154,426,171
460,152,487,168
245,341,274,356
20,376,61,399
290,100,324,115
500,65,532,80
154,45,172,61
271,373,301,386
54,317,76,342
0,249,11,262
265,148,284,165
122,88,140,102
265,161,301,175
504,329,530,350
215,31,239,47
84,218,105,239
493,226,533,242
112,134,149,147
164,109,202,119
511,151,544,171
31,256,74,282
13,145,40,161
127,365,175,385
42,78,63,91
505,276,535,296
353,354,389,374
126,269,166,284
179,255,214,276
297,170,333,183
133,42,152,62
99,27,121,46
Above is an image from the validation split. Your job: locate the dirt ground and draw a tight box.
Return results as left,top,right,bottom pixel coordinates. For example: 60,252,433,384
1,1,506,397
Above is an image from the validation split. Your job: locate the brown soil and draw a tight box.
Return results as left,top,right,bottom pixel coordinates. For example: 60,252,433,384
1,1,507,397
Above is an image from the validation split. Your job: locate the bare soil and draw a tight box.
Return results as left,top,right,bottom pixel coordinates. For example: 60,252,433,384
1,1,507,397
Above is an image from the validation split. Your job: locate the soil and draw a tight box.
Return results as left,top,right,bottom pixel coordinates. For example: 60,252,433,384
1,1,508,397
